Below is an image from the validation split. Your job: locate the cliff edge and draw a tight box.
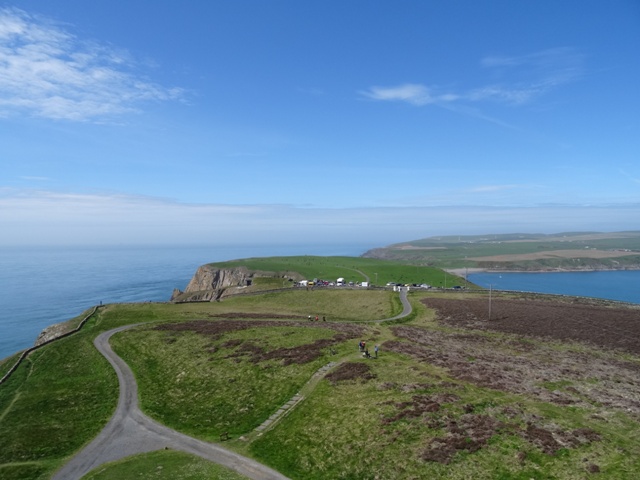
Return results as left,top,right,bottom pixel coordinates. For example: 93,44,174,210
171,265,254,302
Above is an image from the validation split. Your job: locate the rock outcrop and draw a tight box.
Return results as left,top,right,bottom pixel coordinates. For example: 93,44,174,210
171,265,253,302
35,319,77,346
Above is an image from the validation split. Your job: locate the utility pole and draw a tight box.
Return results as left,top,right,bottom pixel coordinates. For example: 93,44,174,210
488,284,493,320
464,256,468,284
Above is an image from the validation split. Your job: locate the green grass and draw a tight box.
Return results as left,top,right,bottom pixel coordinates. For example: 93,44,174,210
248,347,639,479
111,322,351,440
0,352,22,379
207,255,456,287
0,326,119,479
81,450,248,479
216,289,402,322
0,302,204,480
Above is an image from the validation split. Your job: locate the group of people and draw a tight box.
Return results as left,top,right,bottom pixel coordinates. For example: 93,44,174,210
358,341,378,359
308,315,326,321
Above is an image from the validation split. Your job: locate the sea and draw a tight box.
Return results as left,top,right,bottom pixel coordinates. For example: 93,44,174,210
468,271,640,305
2,246,639,360
0,244,368,360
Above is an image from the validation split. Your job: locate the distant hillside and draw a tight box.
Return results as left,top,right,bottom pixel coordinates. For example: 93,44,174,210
362,231,640,271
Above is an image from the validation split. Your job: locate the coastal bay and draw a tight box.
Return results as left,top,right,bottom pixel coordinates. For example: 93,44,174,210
468,270,640,305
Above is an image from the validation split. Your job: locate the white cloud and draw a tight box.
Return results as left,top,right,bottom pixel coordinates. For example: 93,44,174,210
361,48,584,109
1,188,638,247
620,169,640,185
468,184,521,193
360,83,459,106
0,7,184,121
480,47,584,84
19,175,51,182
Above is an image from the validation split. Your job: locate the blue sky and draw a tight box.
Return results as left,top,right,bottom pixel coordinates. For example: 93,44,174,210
1,1,639,248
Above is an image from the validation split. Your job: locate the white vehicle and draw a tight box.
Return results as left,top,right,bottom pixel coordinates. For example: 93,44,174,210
336,277,345,286
361,281,369,287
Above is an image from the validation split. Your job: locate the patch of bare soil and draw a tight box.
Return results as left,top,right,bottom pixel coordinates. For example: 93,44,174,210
386,298,640,415
207,312,307,319
156,319,364,339
421,414,509,464
227,336,351,365
379,385,601,464
381,393,458,424
422,297,640,354
155,320,365,366
325,362,376,384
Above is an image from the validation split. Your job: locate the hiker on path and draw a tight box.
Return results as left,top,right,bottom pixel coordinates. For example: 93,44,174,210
374,345,379,358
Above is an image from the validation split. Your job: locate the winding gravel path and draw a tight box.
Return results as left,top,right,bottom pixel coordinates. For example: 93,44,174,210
52,325,289,480
53,288,412,479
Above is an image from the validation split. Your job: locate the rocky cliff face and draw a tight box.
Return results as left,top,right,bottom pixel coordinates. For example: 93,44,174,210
171,265,253,302
35,319,76,346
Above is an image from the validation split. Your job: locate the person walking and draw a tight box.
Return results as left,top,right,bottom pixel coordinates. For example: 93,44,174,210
374,345,379,358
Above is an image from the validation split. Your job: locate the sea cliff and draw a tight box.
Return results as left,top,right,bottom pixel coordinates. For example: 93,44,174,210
171,265,253,302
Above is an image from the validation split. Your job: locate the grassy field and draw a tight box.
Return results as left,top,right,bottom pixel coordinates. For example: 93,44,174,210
2,260,640,479
81,450,248,480
206,255,462,288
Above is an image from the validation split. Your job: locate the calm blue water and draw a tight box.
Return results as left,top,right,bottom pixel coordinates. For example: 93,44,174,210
468,270,640,305
0,244,368,359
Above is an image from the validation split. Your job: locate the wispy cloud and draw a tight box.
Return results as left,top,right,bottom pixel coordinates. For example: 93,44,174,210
1,188,638,247
19,175,52,182
361,47,584,109
0,7,184,121
619,169,640,185
468,184,521,193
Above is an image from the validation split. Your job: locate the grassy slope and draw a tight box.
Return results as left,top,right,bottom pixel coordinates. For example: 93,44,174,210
0,325,118,480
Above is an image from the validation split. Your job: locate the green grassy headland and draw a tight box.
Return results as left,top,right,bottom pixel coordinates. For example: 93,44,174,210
206,255,471,289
